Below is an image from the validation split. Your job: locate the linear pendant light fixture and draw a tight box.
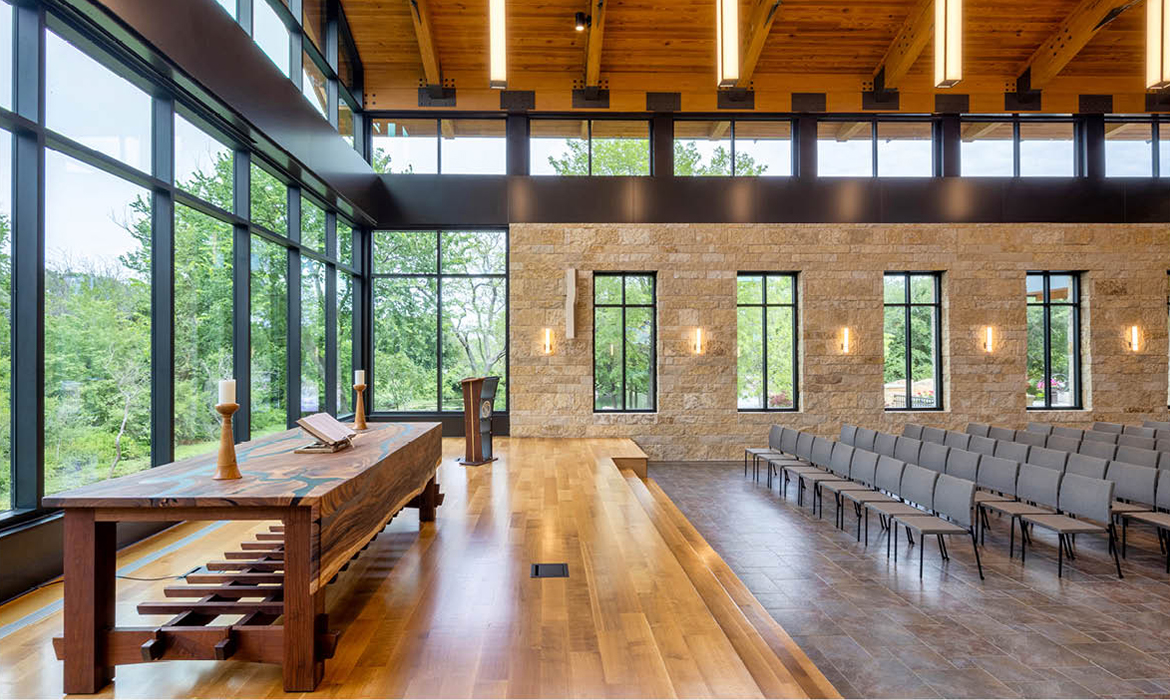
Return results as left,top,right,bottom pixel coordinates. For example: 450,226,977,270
489,0,507,88
934,0,962,87
716,0,738,87
1149,0,1170,88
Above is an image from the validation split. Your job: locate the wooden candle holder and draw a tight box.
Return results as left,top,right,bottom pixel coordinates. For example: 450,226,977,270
214,403,241,480
353,384,368,431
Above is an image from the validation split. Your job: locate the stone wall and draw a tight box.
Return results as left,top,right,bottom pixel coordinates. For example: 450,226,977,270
508,223,1170,461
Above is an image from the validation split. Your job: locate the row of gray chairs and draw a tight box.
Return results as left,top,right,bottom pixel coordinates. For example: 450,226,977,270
1022,421,1170,454
964,422,1170,472
1145,420,1170,432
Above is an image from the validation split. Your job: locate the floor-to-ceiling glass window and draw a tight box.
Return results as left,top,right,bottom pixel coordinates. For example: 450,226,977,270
0,128,10,511
1026,272,1081,409
251,237,288,436
301,257,327,416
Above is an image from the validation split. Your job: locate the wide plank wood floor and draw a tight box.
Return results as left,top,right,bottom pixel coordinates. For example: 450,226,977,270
0,437,831,698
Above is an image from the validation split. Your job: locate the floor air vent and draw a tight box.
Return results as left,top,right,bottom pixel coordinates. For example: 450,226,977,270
530,563,569,578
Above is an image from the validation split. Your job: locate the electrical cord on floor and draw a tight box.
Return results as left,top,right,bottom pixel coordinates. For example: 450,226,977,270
29,567,202,590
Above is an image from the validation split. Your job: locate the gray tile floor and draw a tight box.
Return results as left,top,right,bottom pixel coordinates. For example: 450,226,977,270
652,461,1170,699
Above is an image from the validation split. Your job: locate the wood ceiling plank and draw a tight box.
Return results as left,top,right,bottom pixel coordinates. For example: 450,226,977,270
1018,0,1140,88
737,0,784,87
873,0,932,88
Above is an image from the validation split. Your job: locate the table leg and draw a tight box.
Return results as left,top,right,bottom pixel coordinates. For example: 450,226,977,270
283,507,323,692
420,476,439,523
63,508,116,694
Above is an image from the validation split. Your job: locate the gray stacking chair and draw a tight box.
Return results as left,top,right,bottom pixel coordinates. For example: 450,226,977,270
1027,422,1053,435
966,422,991,437
840,457,905,541
1066,453,1108,479
776,434,830,499
944,431,971,451
1046,434,1081,453
840,424,858,446
1083,430,1118,445
919,442,949,474
968,435,996,456
982,463,1061,555
824,449,879,530
945,449,980,482
1052,426,1085,440
792,437,841,507
1114,445,1159,469
1126,476,1170,572
1118,434,1156,450
1123,425,1156,438
1015,430,1047,448
1160,452,1170,470
994,441,1030,464
1093,421,1123,434
745,425,784,479
854,427,878,452
892,475,983,580
894,436,923,466
1026,446,1068,472
1078,440,1116,462
1144,420,1170,431
1021,474,1121,578
801,442,857,516
922,426,946,444
1157,440,1170,458
769,431,818,492
1107,462,1157,556
874,432,898,457
1156,430,1170,442
989,426,1016,442
761,427,804,489
865,464,937,545
903,423,924,439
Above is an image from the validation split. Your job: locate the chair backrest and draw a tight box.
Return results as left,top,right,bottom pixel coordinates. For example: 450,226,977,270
811,437,834,467
966,422,991,437
919,442,950,473
875,456,906,494
945,449,980,482
944,431,971,451
1123,425,1156,438
1156,430,1170,441
902,423,924,439
989,426,1016,442
1157,440,1170,457
874,432,898,457
1160,452,1170,470
1026,422,1053,435
1106,462,1158,506
933,474,976,528
894,436,923,466
977,455,1019,496
1093,421,1123,434
1118,434,1156,450
994,441,1030,464
1157,473,1170,510
1045,434,1081,453
968,435,996,456
768,425,783,451
840,424,858,446
1083,430,1118,445
854,427,877,452
1052,426,1085,439
1026,445,1068,472
899,464,938,509
1016,464,1062,509
850,450,879,486
780,427,800,455
1114,445,1160,469
1058,473,1114,523
922,426,946,445
1145,420,1170,431
829,443,855,478
796,432,816,460
1066,453,1108,480
1015,430,1047,448
1078,440,1116,461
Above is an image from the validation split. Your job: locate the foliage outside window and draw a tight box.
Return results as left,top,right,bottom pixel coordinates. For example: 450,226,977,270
301,258,327,416
301,196,325,252
673,120,781,176
594,273,656,412
251,163,287,234
0,131,10,511
372,231,507,412
251,237,288,437
371,119,506,175
883,272,942,410
1027,272,1081,409
737,273,798,410
532,119,650,176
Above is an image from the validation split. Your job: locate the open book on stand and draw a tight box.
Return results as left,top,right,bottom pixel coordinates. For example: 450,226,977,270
294,412,358,453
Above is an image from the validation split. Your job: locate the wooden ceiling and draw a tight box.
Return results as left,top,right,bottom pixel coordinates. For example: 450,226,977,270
345,0,1152,113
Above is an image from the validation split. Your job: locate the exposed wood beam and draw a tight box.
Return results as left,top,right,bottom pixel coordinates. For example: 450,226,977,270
440,119,454,139
836,121,868,141
584,0,607,88
872,0,933,90
735,0,783,89
1018,0,1139,90
708,120,730,139
407,0,442,88
1104,122,1135,136
961,122,1001,142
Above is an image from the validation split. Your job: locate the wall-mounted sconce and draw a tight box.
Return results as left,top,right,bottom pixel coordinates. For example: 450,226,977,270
842,327,851,354
543,328,553,355
693,328,704,355
1130,325,1141,352
983,326,994,353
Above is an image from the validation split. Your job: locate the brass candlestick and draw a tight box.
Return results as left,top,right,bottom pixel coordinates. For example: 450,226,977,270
214,403,241,480
353,384,368,431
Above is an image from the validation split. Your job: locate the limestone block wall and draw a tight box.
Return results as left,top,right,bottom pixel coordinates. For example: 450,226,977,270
508,223,1170,461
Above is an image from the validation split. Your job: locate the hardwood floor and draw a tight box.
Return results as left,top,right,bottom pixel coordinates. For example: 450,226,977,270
0,438,834,698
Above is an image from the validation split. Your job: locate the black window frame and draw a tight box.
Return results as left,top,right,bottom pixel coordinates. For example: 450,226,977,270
671,118,796,177
368,116,508,175
959,115,1080,178
736,272,799,412
883,271,944,412
593,272,657,413
1026,271,1083,411
528,117,653,176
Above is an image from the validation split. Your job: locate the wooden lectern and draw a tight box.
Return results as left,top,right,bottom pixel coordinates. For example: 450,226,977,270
460,376,499,466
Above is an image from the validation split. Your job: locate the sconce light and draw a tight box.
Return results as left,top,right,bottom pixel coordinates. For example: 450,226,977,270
1130,325,1141,352
693,328,704,355
574,11,591,31
543,328,553,355
842,327,851,354
983,326,994,353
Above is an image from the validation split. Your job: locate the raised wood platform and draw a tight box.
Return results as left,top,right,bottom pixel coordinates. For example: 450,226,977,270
1,438,833,698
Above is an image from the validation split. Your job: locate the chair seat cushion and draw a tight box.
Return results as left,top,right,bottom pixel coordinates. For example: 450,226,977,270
974,491,1013,504
842,491,898,505
1021,513,1106,534
867,501,928,519
982,501,1052,517
820,481,861,495
1112,501,1152,515
800,472,849,485
781,465,824,475
746,448,781,457
892,514,970,535
1128,511,1170,529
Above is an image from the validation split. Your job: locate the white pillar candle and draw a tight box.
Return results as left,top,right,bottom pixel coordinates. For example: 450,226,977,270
218,379,236,405
354,370,365,385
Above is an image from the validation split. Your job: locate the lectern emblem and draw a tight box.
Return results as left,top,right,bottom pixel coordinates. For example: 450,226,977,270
480,400,493,419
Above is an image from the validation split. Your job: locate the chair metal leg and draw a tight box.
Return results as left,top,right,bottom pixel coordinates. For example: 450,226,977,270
970,530,985,580
1122,518,1128,559
864,508,869,546
1057,533,1064,578
1009,515,1016,559
1108,525,1124,579
744,452,748,477
894,521,898,564
920,530,926,578
938,534,948,561
855,502,863,542
1020,520,1027,564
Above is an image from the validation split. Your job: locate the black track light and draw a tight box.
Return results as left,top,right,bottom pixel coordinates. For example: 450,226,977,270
575,12,591,31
